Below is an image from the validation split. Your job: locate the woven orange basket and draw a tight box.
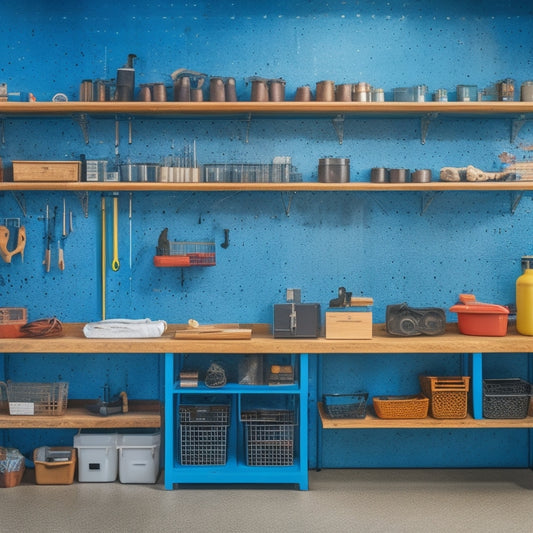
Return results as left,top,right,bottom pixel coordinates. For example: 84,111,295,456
373,394,429,419
419,376,470,419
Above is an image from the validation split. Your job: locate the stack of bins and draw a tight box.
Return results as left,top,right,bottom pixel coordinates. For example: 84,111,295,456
179,405,230,465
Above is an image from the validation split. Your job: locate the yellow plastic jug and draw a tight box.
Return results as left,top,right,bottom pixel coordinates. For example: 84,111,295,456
516,268,533,335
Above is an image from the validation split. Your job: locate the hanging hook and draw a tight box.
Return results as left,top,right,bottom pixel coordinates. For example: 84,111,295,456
221,228,230,249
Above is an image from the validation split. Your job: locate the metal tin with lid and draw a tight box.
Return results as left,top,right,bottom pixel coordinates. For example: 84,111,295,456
318,158,350,183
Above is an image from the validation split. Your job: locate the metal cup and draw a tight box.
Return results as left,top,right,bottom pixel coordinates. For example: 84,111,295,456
316,80,335,101
335,84,352,102
251,79,268,102
225,78,237,102
389,168,410,183
209,77,225,102
295,86,312,101
370,167,388,183
152,83,167,102
268,79,285,102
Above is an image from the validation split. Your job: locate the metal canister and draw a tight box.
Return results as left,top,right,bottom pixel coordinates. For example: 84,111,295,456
335,84,352,102
152,83,167,102
268,79,285,102
79,80,93,102
411,169,432,183
371,88,385,102
497,78,514,102
389,168,410,183
432,89,448,102
209,77,225,102
318,158,350,183
315,80,335,102
353,82,372,102
370,167,388,183
497,78,515,101
520,81,533,102
295,85,312,101
251,79,268,102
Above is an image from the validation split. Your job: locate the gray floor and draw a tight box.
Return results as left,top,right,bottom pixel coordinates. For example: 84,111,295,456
4,468,533,533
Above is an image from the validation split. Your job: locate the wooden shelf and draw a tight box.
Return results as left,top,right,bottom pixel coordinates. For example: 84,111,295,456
1,180,533,192
1,322,532,354
1,101,533,117
0,400,161,429
318,403,533,429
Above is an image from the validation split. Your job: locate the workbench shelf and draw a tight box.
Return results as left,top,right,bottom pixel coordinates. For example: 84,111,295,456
0,400,161,429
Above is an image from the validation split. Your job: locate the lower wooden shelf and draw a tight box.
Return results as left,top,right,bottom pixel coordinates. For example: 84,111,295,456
0,399,161,429
318,403,533,429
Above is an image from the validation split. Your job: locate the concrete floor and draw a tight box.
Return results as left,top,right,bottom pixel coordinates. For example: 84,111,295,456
3,468,533,533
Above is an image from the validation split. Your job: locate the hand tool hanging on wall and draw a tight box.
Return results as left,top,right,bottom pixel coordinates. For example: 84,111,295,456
0,222,26,263
41,204,53,272
101,196,106,320
111,195,120,271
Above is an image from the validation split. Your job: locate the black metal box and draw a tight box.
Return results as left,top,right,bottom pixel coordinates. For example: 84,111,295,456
273,303,321,338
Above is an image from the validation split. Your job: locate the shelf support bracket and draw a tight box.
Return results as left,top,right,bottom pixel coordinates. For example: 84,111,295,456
511,114,526,144
332,114,344,145
420,191,441,215
0,114,5,144
75,191,89,218
511,191,524,214
420,112,438,145
73,113,90,145
11,191,26,217
244,112,252,143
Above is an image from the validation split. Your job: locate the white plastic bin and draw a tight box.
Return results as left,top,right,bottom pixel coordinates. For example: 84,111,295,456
117,432,161,484
74,432,118,482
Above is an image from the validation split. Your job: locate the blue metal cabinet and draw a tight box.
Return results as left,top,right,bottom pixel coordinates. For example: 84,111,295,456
164,352,309,490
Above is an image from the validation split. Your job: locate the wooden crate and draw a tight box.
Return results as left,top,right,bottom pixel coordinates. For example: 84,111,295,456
12,161,81,182
325,310,372,339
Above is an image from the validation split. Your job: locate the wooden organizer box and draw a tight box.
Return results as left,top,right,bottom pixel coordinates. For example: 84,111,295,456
12,161,81,182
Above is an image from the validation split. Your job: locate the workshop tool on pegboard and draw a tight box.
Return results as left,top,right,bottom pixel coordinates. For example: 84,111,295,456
40,205,56,273
101,196,106,320
111,195,120,271
0,219,26,263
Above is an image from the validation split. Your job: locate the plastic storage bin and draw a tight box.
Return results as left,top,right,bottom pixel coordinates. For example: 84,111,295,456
419,376,470,419
117,433,161,484
33,447,76,485
483,378,531,419
74,432,118,482
0,447,25,488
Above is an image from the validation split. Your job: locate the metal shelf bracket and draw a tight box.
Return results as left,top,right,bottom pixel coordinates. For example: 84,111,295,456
420,191,441,215
420,112,438,144
75,191,89,218
511,191,524,214
332,114,344,144
73,113,90,145
511,114,526,144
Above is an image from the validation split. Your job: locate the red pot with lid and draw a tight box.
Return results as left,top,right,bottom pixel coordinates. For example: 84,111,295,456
449,294,509,336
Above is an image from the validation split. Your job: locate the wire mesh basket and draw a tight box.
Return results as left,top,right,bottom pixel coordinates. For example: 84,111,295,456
178,405,230,465
483,378,531,419
322,392,368,419
0,381,68,416
169,241,216,266
241,409,296,466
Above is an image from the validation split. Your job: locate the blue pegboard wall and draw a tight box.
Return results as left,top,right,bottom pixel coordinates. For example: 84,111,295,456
1,0,533,467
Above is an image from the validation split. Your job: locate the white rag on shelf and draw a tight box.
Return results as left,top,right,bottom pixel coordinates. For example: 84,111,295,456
83,318,168,338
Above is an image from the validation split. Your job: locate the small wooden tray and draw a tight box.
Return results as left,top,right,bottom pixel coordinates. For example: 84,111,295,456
174,324,252,340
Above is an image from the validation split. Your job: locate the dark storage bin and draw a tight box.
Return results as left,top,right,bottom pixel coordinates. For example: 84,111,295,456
483,379,531,419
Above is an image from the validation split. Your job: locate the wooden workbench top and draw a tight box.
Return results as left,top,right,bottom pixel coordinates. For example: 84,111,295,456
1,323,532,354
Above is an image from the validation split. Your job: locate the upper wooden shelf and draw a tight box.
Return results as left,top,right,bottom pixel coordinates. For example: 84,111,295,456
1,323,532,354
1,180,532,192
1,101,533,117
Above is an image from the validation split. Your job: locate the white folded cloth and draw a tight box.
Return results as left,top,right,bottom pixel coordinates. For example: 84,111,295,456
83,318,167,338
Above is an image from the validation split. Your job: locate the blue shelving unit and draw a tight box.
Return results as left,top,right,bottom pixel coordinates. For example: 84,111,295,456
164,352,309,490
